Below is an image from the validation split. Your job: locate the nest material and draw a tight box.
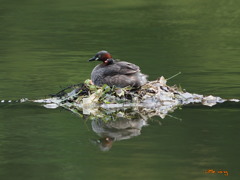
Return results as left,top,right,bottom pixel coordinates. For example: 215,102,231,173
30,76,240,122
39,76,228,117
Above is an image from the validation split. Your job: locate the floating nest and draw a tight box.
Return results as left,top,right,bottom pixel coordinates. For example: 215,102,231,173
33,76,239,120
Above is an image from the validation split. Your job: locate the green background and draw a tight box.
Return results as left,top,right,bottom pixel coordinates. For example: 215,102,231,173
0,0,240,179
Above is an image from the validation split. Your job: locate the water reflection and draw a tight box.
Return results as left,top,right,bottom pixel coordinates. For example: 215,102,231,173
65,106,179,151
57,97,240,151
91,115,147,151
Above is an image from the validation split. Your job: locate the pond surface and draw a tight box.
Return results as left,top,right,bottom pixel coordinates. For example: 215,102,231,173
0,0,240,179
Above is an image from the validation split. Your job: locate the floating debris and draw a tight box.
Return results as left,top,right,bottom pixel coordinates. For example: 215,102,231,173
43,103,59,109
229,99,240,102
20,98,28,103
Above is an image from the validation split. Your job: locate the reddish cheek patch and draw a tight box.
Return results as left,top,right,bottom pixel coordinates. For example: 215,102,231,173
104,54,112,59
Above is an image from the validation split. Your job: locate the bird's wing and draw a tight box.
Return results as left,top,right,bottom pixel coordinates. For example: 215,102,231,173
117,61,140,75
103,75,140,88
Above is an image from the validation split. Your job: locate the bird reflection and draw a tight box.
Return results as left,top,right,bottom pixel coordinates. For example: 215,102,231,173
91,115,147,151
66,106,179,151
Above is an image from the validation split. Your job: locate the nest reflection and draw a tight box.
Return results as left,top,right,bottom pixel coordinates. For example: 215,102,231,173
67,106,179,151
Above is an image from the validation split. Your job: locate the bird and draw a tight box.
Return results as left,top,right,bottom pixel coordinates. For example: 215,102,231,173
88,50,148,88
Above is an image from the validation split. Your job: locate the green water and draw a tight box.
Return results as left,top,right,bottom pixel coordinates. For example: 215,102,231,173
0,0,240,179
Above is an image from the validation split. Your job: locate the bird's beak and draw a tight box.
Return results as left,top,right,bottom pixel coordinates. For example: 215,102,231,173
88,56,99,61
